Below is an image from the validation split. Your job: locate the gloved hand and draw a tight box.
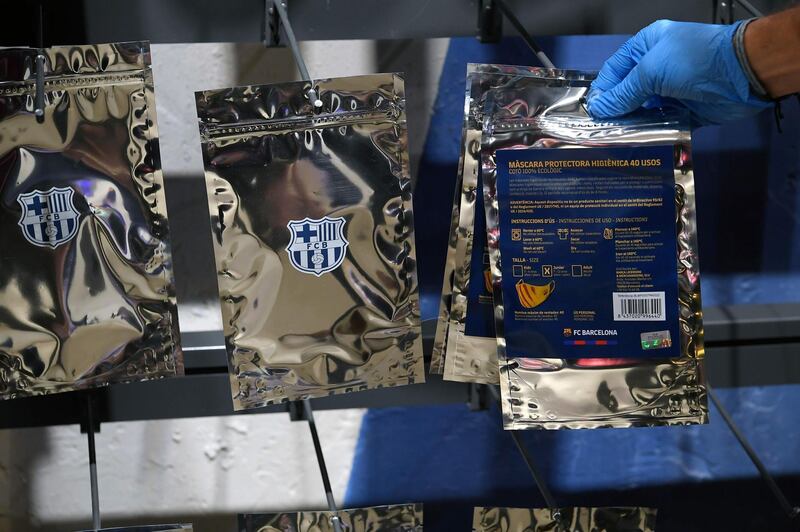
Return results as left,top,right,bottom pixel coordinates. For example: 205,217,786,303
587,19,772,126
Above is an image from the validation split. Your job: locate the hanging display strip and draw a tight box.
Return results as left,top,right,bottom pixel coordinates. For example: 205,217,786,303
0,42,183,400
434,64,557,385
238,503,424,532
481,70,706,430
472,506,657,532
75,525,192,532
196,73,424,410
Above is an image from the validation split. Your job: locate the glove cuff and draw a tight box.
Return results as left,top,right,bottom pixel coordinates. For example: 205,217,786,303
733,18,770,99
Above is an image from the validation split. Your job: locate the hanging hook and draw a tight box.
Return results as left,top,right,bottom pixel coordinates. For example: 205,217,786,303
302,399,344,532
270,0,323,109
80,392,102,531
34,2,46,123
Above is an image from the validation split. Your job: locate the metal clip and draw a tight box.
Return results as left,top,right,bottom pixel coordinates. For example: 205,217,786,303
34,2,46,123
34,52,45,122
269,0,323,109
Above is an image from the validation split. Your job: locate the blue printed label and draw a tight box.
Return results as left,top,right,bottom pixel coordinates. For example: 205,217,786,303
495,145,680,359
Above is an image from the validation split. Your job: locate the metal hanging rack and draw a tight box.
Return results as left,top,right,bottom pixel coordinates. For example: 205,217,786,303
5,2,800,531
714,0,765,24
265,0,322,108
263,3,341,530
708,384,800,524
294,400,345,532
486,385,562,528
81,393,102,531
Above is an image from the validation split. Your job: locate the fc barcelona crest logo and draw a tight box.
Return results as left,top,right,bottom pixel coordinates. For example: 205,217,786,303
286,216,349,276
17,187,80,249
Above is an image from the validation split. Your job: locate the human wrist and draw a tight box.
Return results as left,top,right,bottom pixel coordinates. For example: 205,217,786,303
733,19,770,99
743,8,800,99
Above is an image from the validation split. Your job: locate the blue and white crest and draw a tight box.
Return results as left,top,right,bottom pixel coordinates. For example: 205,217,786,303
286,216,348,276
17,187,80,249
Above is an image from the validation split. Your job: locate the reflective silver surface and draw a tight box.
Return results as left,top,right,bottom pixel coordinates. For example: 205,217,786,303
482,70,706,430
436,64,551,384
0,42,182,400
76,525,192,532
239,503,423,532
197,73,424,410
472,507,657,532
76,526,192,532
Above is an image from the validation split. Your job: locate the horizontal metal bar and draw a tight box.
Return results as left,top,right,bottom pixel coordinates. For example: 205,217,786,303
2,302,800,430
1,342,798,431
0,373,474,430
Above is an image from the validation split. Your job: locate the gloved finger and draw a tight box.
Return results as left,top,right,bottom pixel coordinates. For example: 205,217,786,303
591,30,649,92
587,64,651,119
641,95,665,110
592,40,636,92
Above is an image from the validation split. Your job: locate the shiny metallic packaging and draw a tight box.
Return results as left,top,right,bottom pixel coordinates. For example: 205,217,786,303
481,70,707,430
433,64,546,384
196,73,424,410
0,42,182,400
239,503,424,532
76,525,192,532
472,507,657,532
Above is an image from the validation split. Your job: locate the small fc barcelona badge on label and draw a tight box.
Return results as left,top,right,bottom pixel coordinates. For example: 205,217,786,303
17,187,80,249
286,216,349,276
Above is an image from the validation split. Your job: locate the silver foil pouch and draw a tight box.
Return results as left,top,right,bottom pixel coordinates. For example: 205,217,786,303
433,64,555,384
239,503,424,532
0,42,182,399
76,525,192,532
196,73,424,410
472,507,657,532
481,70,706,430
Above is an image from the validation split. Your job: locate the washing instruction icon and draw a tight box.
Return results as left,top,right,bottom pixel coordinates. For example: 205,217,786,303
558,228,569,240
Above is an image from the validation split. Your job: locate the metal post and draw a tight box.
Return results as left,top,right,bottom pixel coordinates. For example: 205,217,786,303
477,0,503,43
85,394,102,531
270,0,322,108
708,385,800,524
303,399,344,532
493,0,555,69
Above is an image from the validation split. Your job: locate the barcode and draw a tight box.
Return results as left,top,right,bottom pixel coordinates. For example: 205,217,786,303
613,292,665,321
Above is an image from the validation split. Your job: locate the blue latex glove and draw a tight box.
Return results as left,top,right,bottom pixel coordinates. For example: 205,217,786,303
587,20,772,127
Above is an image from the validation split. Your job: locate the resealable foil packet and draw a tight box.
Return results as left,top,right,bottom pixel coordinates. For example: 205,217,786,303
76,525,192,532
482,70,706,430
197,74,424,410
472,507,657,532
0,42,182,400
239,503,424,532
433,64,559,384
